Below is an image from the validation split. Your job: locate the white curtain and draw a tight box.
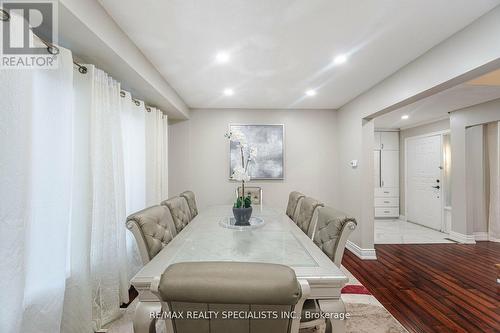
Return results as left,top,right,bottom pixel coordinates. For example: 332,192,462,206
0,47,74,332
122,93,147,215
1,30,168,333
61,65,93,333
487,122,500,241
61,65,130,332
121,92,147,280
89,66,130,327
146,108,169,205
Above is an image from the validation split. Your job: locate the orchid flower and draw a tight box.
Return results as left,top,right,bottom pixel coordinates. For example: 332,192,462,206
225,130,258,207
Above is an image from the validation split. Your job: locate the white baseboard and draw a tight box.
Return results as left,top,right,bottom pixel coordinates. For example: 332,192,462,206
474,232,500,242
449,231,476,244
474,232,489,241
346,240,377,260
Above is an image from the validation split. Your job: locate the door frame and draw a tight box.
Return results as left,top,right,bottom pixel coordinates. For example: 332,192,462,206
404,129,450,232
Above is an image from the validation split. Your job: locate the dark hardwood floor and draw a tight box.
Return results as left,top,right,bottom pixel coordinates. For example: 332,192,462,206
342,242,500,333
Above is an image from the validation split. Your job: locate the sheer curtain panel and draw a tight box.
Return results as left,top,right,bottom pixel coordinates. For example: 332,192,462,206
145,107,169,205
61,65,130,333
1,33,164,333
0,48,74,333
89,66,130,328
121,92,147,280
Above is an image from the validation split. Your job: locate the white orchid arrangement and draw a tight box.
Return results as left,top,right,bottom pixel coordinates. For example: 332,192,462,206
225,130,258,208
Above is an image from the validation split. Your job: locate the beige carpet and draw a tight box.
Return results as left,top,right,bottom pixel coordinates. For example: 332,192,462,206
106,267,407,333
345,302,407,333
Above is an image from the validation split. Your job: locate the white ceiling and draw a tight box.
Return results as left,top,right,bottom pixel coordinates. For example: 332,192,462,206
99,0,500,109
374,81,500,129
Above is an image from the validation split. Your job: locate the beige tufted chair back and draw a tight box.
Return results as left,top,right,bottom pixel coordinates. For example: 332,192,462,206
180,190,198,219
161,196,192,234
295,197,324,238
286,191,305,221
126,205,176,264
236,186,262,205
312,206,357,267
151,262,309,333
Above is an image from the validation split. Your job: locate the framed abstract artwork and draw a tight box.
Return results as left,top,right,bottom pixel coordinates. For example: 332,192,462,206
229,124,284,180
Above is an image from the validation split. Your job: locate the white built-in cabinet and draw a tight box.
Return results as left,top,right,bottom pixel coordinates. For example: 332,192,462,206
374,131,399,218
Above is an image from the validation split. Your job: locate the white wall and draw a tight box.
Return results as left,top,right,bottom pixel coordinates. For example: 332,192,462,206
336,6,500,255
59,0,189,119
466,125,488,235
169,109,339,211
450,98,500,241
399,118,450,214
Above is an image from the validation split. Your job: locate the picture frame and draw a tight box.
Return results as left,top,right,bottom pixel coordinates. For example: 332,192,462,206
228,124,285,180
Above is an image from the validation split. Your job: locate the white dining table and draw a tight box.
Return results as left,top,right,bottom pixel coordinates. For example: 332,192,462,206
131,205,348,333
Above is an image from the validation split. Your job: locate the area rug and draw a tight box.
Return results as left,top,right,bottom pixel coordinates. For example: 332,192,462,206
345,302,408,333
340,266,408,333
106,267,408,333
341,284,371,295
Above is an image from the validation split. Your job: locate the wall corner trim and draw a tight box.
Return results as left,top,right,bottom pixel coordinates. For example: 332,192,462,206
449,231,476,244
346,240,377,260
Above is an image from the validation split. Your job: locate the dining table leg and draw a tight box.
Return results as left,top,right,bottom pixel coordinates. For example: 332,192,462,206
133,290,161,333
317,298,346,333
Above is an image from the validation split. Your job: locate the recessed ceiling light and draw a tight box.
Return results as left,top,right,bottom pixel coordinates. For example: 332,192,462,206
223,88,234,96
333,54,348,65
305,89,317,97
215,51,230,63
401,115,409,120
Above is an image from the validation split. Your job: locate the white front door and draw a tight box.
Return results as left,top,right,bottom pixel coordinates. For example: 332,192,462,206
406,135,443,231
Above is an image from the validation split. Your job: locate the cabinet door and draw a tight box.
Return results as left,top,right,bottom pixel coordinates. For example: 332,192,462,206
374,132,382,150
381,150,399,188
381,132,399,150
374,150,381,187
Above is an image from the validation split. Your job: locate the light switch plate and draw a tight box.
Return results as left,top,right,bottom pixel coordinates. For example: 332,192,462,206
350,160,358,168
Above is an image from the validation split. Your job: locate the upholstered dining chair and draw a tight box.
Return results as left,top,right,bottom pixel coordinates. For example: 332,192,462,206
299,207,357,333
180,190,198,219
295,197,324,238
312,206,357,267
151,261,310,333
161,196,192,234
286,191,305,221
236,186,263,205
126,205,176,265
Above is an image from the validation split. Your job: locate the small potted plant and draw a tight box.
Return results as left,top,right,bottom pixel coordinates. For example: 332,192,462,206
225,130,257,225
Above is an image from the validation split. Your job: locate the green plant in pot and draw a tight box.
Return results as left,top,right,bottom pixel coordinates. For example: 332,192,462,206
225,130,257,225
233,195,252,225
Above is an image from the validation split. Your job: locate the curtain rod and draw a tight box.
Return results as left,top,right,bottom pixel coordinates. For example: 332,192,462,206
119,91,155,112
0,8,88,74
1,8,9,21
1,7,162,114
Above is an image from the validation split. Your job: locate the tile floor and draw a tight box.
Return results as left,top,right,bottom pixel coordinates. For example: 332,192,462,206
374,219,454,244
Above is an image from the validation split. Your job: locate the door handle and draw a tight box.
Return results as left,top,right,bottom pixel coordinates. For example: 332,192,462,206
432,185,440,189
